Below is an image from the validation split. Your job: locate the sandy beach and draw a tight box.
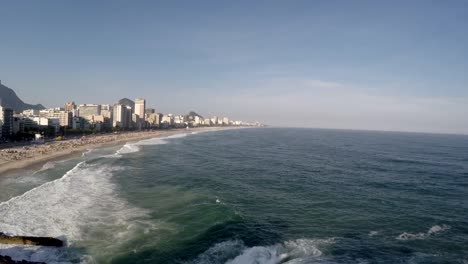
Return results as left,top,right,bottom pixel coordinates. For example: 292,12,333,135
0,127,230,175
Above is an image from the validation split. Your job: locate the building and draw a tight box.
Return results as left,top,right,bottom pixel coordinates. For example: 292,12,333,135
161,114,174,126
101,104,113,117
22,109,39,117
0,106,14,138
78,104,101,119
174,115,183,124
194,116,203,126
134,98,146,119
48,111,72,127
145,108,155,115
64,102,77,112
204,118,212,126
113,104,132,129
211,116,218,125
147,113,163,127
223,117,230,125
22,117,39,130
32,117,49,127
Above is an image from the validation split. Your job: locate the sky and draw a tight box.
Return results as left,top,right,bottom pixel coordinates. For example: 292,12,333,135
0,0,467,134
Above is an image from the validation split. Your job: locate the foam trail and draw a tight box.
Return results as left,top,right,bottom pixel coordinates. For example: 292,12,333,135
396,224,451,241
189,238,334,264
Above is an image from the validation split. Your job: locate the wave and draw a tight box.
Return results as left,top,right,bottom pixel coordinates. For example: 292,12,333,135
396,224,450,241
188,238,335,264
116,143,141,154
115,132,190,155
0,159,153,263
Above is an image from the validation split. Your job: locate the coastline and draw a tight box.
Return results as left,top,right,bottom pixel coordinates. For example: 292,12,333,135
0,127,234,176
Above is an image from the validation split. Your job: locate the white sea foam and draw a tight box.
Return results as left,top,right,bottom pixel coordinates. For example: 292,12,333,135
116,143,141,154
0,159,153,263
166,133,188,139
189,238,335,264
396,224,451,241
81,148,94,157
115,132,189,155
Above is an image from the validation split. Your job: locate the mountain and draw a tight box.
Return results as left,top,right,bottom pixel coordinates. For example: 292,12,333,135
0,81,45,112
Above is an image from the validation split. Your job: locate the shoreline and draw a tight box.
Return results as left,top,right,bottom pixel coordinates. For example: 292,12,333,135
0,127,236,176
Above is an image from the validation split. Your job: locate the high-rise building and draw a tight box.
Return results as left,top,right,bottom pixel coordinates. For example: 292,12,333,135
78,104,101,118
135,98,146,118
211,116,218,125
48,111,73,127
112,104,132,129
101,104,113,124
64,102,77,112
0,106,14,138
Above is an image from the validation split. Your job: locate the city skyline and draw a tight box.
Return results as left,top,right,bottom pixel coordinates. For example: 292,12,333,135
1,1,468,134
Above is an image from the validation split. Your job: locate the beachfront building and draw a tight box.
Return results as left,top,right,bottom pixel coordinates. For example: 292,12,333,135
135,98,146,118
174,115,185,125
147,113,163,128
113,104,132,129
223,117,229,125
211,116,218,125
12,116,25,134
193,116,203,126
101,104,112,118
78,104,101,119
161,114,174,126
48,118,61,133
47,110,73,127
204,118,212,126
32,117,49,127
0,106,14,139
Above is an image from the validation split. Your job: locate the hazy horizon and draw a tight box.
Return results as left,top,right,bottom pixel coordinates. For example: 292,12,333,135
1,1,467,134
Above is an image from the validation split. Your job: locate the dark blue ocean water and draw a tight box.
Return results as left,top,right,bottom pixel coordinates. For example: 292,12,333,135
0,128,467,263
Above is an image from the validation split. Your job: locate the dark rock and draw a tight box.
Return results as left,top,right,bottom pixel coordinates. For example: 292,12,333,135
0,232,63,247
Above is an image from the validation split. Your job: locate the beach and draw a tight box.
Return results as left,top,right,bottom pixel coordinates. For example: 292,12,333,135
0,127,229,175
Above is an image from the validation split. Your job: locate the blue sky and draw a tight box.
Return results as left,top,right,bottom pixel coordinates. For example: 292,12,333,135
1,1,467,133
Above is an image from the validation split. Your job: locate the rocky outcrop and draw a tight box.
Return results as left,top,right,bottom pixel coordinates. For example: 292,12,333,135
0,233,63,247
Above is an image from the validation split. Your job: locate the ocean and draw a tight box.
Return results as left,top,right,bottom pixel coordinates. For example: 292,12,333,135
0,128,467,264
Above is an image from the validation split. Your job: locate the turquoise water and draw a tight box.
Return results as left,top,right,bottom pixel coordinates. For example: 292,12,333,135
0,128,467,263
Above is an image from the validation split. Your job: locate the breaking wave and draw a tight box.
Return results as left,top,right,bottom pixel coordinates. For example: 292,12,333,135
0,131,199,263
0,160,152,263
188,238,335,264
396,224,451,241
116,132,189,155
